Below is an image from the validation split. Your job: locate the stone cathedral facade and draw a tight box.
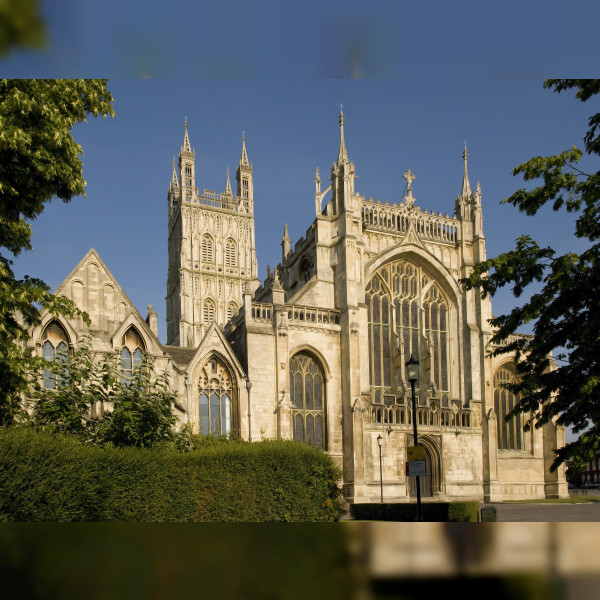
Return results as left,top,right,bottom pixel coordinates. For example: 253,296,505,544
29,113,568,503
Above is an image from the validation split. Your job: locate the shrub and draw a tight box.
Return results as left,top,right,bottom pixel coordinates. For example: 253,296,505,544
0,428,344,522
351,501,479,522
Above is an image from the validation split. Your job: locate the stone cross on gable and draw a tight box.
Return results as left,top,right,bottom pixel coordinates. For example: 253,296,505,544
403,169,416,205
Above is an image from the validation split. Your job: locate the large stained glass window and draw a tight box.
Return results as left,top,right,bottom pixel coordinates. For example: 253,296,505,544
494,367,524,450
289,352,326,449
366,260,450,406
198,357,234,436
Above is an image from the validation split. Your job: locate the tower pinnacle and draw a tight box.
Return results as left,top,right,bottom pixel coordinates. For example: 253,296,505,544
225,166,232,195
240,133,250,167
337,108,349,164
182,119,192,154
461,144,472,198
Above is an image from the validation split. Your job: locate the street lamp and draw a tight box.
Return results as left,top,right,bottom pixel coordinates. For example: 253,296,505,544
246,380,253,442
406,353,423,521
377,434,383,503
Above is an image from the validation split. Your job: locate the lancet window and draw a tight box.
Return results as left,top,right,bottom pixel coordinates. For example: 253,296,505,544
226,302,238,321
225,239,237,266
366,259,450,406
41,321,70,389
289,352,326,449
203,299,216,325
120,327,144,383
198,356,234,436
494,367,524,450
201,234,214,263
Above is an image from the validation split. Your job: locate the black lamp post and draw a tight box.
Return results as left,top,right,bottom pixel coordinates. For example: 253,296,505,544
246,380,252,442
377,434,383,503
406,353,423,521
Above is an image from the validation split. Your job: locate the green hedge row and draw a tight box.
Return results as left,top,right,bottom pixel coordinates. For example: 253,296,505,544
351,501,479,522
0,428,344,521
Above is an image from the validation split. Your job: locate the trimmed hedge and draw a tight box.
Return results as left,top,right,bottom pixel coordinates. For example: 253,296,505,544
0,428,344,521
351,501,479,522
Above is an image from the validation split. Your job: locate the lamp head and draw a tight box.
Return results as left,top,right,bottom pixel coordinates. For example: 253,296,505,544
246,380,253,391
377,434,383,447
405,353,420,383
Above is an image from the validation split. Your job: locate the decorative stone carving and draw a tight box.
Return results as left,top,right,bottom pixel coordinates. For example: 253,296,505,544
352,396,370,415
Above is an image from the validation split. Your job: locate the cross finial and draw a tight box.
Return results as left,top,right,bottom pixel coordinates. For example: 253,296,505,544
403,169,416,205
340,102,343,113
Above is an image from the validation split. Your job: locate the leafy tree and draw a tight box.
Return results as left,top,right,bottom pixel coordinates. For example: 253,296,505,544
0,0,45,56
462,79,600,470
96,354,183,449
0,79,114,425
29,336,188,449
28,336,120,437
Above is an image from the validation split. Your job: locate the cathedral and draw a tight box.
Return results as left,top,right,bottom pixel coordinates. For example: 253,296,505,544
29,112,568,503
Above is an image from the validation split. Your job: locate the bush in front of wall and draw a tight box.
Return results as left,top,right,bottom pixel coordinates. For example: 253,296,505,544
0,427,344,522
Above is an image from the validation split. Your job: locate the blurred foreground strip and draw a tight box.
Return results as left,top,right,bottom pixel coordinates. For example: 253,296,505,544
360,522,600,577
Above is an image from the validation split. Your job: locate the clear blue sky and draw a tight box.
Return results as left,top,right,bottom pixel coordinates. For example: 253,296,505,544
9,78,595,347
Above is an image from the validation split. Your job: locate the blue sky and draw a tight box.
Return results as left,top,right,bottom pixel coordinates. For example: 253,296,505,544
9,78,595,348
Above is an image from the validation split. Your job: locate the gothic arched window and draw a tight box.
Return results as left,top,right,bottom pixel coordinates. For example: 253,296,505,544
300,257,311,283
201,234,214,263
120,327,144,383
494,367,524,450
198,356,235,436
203,299,216,325
289,352,326,449
41,321,69,389
225,239,237,266
366,260,450,406
226,302,238,321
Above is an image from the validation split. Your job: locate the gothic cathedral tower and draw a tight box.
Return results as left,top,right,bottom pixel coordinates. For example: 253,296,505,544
166,122,259,347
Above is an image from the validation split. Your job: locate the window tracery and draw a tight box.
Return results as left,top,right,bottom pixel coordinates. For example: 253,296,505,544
289,352,326,449
41,321,69,389
198,357,234,436
120,327,144,383
366,259,450,406
494,367,524,450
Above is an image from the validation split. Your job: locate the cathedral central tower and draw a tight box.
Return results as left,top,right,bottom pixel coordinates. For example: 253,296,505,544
166,123,259,347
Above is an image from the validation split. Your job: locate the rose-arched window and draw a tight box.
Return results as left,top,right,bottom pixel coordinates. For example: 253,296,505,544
198,356,235,436
120,327,144,383
289,352,326,449
494,367,524,450
41,321,70,389
366,259,450,406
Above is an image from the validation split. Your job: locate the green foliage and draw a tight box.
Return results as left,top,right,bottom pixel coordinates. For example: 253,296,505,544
0,79,114,426
461,79,600,470
351,501,479,522
27,336,186,449
0,428,344,522
0,0,45,56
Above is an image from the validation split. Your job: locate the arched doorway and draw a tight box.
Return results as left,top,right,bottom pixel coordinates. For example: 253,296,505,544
408,446,433,498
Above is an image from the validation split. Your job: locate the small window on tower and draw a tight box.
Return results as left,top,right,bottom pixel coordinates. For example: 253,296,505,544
242,178,248,198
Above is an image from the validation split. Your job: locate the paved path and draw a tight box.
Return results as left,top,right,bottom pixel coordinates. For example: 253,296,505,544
488,498,600,522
